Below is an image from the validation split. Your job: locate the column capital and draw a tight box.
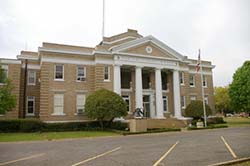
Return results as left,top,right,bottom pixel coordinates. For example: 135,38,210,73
135,65,144,69
155,67,163,70
114,64,122,67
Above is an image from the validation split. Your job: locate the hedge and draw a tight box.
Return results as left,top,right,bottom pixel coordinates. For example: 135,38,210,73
0,119,128,133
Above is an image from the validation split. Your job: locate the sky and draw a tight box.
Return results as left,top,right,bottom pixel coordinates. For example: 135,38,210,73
0,0,249,87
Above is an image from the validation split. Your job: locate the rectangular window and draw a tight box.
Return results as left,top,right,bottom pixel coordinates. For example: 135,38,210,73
162,71,168,90
179,72,185,85
181,96,186,109
0,65,8,83
53,94,64,115
104,65,110,81
54,64,64,80
189,74,195,87
163,96,169,112
202,75,207,87
27,70,36,85
190,96,196,101
76,66,86,81
76,94,86,114
204,96,209,105
122,96,130,112
26,96,35,116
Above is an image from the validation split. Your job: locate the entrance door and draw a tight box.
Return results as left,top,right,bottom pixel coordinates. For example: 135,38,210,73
143,95,150,118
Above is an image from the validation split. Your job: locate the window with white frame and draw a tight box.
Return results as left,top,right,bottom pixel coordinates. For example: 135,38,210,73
27,70,36,85
202,75,207,87
104,65,110,81
76,66,86,81
0,65,8,83
179,72,185,85
54,64,64,80
189,74,195,87
190,96,196,101
181,96,186,109
204,96,209,105
162,96,169,112
26,96,35,116
53,94,64,115
76,94,86,114
122,95,130,112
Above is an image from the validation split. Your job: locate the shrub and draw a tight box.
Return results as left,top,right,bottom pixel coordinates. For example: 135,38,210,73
85,89,128,129
185,100,212,119
0,119,128,132
207,117,226,124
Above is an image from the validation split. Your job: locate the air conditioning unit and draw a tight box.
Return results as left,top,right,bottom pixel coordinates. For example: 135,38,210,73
77,109,84,114
77,77,86,81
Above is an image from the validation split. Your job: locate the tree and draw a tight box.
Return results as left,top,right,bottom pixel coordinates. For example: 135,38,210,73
0,66,16,114
229,61,250,113
214,86,232,114
85,89,128,129
184,100,212,119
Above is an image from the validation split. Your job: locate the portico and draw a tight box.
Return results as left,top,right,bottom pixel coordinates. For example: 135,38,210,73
113,62,182,119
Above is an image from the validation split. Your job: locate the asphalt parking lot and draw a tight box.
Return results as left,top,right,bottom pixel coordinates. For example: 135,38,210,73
0,127,249,166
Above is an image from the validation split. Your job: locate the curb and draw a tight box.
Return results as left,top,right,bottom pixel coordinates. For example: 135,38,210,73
208,157,250,166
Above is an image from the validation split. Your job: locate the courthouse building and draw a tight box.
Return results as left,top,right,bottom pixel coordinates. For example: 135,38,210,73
0,29,215,122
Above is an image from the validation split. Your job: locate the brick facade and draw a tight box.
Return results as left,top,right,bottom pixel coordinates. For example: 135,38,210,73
0,29,215,122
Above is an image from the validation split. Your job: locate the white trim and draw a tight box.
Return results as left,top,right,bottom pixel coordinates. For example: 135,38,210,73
53,93,65,116
17,55,39,61
76,94,86,114
0,59,21,64
42,57,95,65
22,64,41,70
113,52,179,61
39,47,93,56
189,70,212,75
188,63,215,69
202,75,208,87
26,96,35,116
54,64,64,81
27,70,36,86
102,36,138,44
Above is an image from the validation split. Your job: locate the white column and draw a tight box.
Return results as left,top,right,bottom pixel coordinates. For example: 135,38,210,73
135,66,143,109
173,70,182,118
113,64,121,95
155,68,164,119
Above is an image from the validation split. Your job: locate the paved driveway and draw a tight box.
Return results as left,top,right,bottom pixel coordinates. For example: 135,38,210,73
0,127,249,166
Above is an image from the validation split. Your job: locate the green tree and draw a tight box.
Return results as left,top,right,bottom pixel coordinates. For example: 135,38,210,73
229,61,250,113
0,66,16,114
214,86,232,114
85,89,128,129
184,100,212,119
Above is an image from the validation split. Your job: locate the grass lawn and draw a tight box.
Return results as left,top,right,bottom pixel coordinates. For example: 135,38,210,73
224,117,250,127
230,161,250,166
0,131,120,142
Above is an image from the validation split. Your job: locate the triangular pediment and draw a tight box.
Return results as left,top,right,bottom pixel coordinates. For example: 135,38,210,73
110,35,185,60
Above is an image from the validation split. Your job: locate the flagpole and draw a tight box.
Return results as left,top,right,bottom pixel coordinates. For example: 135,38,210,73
199,49,207,127
102,0,105,38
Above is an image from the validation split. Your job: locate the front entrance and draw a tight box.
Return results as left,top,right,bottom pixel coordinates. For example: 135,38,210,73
143,95,150,118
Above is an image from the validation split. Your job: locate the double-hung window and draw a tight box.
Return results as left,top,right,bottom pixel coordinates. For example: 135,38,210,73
76,66,86,82
122,96,130,113
202,75,207,87
28,70,36,85
26,96,35,116
104,65,110,81
54,64,64,80
0,65,8,84
76,94,86,114
181,96,186,109
162,96,169,112
179,72,185,85
53,94,64,115
189,74,195,87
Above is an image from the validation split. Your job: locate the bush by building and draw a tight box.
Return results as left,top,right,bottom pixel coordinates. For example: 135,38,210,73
185,100,212,119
